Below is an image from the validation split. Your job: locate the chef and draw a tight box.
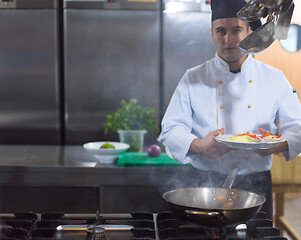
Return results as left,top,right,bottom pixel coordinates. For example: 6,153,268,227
159,0,301,220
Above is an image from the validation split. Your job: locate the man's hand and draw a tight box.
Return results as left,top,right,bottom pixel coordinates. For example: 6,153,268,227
189,128,232,158
255,141,288,156
255,128,288,156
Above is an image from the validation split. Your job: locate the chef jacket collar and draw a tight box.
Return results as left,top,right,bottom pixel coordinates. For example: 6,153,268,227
214,53,252,74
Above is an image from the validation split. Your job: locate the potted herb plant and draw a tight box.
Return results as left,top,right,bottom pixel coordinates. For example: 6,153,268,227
104,99,158,152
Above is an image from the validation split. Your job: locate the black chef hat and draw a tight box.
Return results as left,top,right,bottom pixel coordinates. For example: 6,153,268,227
211,0,262,31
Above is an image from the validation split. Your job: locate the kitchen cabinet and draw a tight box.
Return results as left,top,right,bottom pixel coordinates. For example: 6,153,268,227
64,2,160,145
0,185,169,214
0,186,100,213
100,186,169,213
0,0,61,145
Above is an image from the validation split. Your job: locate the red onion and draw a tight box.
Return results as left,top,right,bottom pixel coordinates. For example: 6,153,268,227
147,144,161,157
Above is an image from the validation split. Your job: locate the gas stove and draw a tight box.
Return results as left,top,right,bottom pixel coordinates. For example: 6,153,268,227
0,211,286,239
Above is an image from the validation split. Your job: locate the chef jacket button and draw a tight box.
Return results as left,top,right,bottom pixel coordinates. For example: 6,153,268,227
220,105,224,109
219,80,223,84
249,80,252,83
248,105,251,108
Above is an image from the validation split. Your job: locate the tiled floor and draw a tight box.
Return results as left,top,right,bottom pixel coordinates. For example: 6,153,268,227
276,194,301,239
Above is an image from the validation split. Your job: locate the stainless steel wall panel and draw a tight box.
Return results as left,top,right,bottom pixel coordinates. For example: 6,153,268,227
0,8,60,144
64,0,159,10
163,12,216,112
0,0,57,9
64,9,160,144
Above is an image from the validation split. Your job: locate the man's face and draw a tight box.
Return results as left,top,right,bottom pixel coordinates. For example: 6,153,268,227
211,18,251,68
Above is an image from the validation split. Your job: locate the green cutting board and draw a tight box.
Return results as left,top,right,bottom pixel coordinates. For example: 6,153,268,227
117,152,185,166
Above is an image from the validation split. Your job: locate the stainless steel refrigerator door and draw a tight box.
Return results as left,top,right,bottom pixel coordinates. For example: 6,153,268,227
0,7,61,144
64,9,160,144
163,12,216,112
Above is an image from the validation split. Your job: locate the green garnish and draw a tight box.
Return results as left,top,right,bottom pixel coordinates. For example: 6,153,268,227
103,99,158,133
100,142,116,149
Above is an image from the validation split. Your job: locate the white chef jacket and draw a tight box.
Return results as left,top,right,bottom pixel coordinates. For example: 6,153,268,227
159,54,301,175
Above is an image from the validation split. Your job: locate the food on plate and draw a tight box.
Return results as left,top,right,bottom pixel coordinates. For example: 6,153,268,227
147,144,161,157
259,132,282,140
100,142,116,149
227,132,282,143
227,133,259,143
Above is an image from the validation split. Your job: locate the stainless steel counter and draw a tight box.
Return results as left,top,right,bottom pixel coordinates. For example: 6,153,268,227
0,145,201,213
0,145,194,186
0,145,93,167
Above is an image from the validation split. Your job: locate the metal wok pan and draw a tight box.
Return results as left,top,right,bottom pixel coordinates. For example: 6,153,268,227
163,187,266,227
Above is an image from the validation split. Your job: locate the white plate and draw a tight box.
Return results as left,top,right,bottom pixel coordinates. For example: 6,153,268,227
215,134,286,150
83,141,130,164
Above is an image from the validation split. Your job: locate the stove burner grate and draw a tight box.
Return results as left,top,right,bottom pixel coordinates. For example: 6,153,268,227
0,211,287,240
0,211,156,240
156,211,287,240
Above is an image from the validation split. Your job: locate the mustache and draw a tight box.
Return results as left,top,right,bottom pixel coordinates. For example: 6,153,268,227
224,45,238,49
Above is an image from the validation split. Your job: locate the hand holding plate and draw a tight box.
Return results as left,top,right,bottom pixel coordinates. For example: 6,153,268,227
190,128,233,158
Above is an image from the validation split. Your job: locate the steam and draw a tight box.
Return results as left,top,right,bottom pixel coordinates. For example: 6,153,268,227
146,151,270,195
146,165,225,196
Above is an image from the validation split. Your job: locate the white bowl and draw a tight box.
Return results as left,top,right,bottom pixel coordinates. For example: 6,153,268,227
83,141,130,164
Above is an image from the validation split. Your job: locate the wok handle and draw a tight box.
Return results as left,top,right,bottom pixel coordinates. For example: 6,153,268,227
185,210,221,217
222,167,239,188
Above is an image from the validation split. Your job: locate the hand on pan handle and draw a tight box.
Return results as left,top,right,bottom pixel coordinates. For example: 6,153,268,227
255,128,288,156
189,128,232,158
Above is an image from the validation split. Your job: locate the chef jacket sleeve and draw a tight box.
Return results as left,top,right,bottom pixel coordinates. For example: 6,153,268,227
277,74,301,161
159,72,198,164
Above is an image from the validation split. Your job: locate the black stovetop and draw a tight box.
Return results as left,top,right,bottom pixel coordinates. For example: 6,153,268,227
156,211,287,240
0,211,287,240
